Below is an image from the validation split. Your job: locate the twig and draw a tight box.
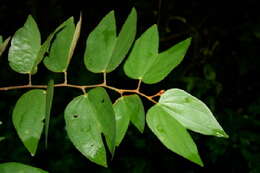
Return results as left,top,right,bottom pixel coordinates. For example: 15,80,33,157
0,82,158,104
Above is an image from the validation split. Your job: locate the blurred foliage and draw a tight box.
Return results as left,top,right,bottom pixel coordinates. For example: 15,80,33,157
0,0,259,172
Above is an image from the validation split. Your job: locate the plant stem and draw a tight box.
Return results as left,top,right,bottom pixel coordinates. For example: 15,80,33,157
28,74,32,86
136,79,142,91
0,82,158,104
64,71,68,84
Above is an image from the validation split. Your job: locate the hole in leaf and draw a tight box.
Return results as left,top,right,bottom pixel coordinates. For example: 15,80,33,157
42,119,45,123
101,99,104,103
73,115,79,118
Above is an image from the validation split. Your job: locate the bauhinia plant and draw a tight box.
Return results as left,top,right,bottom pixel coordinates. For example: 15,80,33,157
0,8,228,172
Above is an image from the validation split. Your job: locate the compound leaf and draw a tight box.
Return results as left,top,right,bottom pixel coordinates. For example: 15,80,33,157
124,25,191,84
0,36,11,57
84,8,137,73
12,89,46,156
159,89,228,137
64,87,116,167
0,162,47,173
147,105,203,166
43,17,75,72
8,15,41,74
113,94,144,146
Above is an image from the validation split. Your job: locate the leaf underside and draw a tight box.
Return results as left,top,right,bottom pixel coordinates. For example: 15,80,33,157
147,105,203,166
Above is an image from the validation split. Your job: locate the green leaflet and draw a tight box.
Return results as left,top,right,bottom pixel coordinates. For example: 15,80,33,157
12,89,46,156
124,25,191,84
43,17,76,72
67,13,82,68
84,8,137,73
8,15,41,74
45,79,54,148
147,105,203,166
113,95,145,146
64,87,116,167
0,162,48,173
0,36,11,57
0,137,5,142
159,89,228,138
32,19,68,74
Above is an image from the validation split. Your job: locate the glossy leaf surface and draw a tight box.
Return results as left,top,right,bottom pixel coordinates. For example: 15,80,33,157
159,89,228,137
12,89,46,156
8,15,41,74
147,105,203,166
0,162,47,173
84,8,137,73
113,94,144,146
43,17,75,72
64,87,115,167
124,24,191,84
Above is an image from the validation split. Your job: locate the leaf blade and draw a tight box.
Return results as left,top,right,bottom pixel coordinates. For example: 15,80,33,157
159,89,228,137
0,162,48,173
124,25,159,80
147,105,203,166
8,15,41,74
65,95,107,167
113,94,145,146
113,97,130,146
88,87,116,155
67,13,82,67
84,11,117,73
142,38,192,84
43,17,75,72
107,8,137,72
12,89,46,156
45,79,54,148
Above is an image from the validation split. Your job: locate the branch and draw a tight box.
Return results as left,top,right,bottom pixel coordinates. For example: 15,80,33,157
0,82,158,104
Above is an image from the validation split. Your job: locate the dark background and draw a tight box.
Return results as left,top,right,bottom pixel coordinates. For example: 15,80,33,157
0,0,260,172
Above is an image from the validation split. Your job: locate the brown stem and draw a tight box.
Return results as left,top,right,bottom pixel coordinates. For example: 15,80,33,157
28,74,32,86
0,82,158,104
